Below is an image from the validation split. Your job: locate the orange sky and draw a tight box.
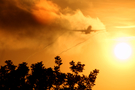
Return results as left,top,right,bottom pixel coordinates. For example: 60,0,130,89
1,0,135,90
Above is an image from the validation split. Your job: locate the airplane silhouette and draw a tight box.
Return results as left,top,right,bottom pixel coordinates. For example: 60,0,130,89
72,26,104,34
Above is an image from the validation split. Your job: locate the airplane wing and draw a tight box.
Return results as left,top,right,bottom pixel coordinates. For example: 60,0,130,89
72,30,87,32
90,30,101,32
72,30,101,34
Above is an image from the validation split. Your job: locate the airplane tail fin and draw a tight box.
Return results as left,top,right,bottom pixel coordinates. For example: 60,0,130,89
87,26,92,31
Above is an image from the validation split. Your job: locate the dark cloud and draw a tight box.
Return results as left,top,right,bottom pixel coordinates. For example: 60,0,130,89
0,0,64,49
0,0,66,33
0,0,39,30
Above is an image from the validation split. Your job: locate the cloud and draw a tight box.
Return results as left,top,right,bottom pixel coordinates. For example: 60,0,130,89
52,0,92,10
59,10,105,30
0,0,60,49
0,0,38,31
0,0,105,50
32,0,60,24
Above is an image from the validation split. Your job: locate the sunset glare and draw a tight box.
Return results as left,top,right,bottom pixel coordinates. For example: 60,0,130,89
114,42,132,60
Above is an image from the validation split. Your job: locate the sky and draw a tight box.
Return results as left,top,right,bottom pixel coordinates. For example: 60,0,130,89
1,0,135,90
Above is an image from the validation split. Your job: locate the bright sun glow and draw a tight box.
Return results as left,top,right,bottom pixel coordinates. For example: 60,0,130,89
114,42,132,60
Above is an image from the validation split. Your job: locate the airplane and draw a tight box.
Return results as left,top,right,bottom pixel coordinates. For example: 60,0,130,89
72,25,104,34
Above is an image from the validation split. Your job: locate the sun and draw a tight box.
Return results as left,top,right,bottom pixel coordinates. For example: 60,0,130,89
114,42,132,60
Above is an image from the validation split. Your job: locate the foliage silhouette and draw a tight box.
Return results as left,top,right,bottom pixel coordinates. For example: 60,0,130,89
0,56,99,90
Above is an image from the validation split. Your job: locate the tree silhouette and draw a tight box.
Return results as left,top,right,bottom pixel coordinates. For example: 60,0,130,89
0,56,99,90
0,60,29,90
